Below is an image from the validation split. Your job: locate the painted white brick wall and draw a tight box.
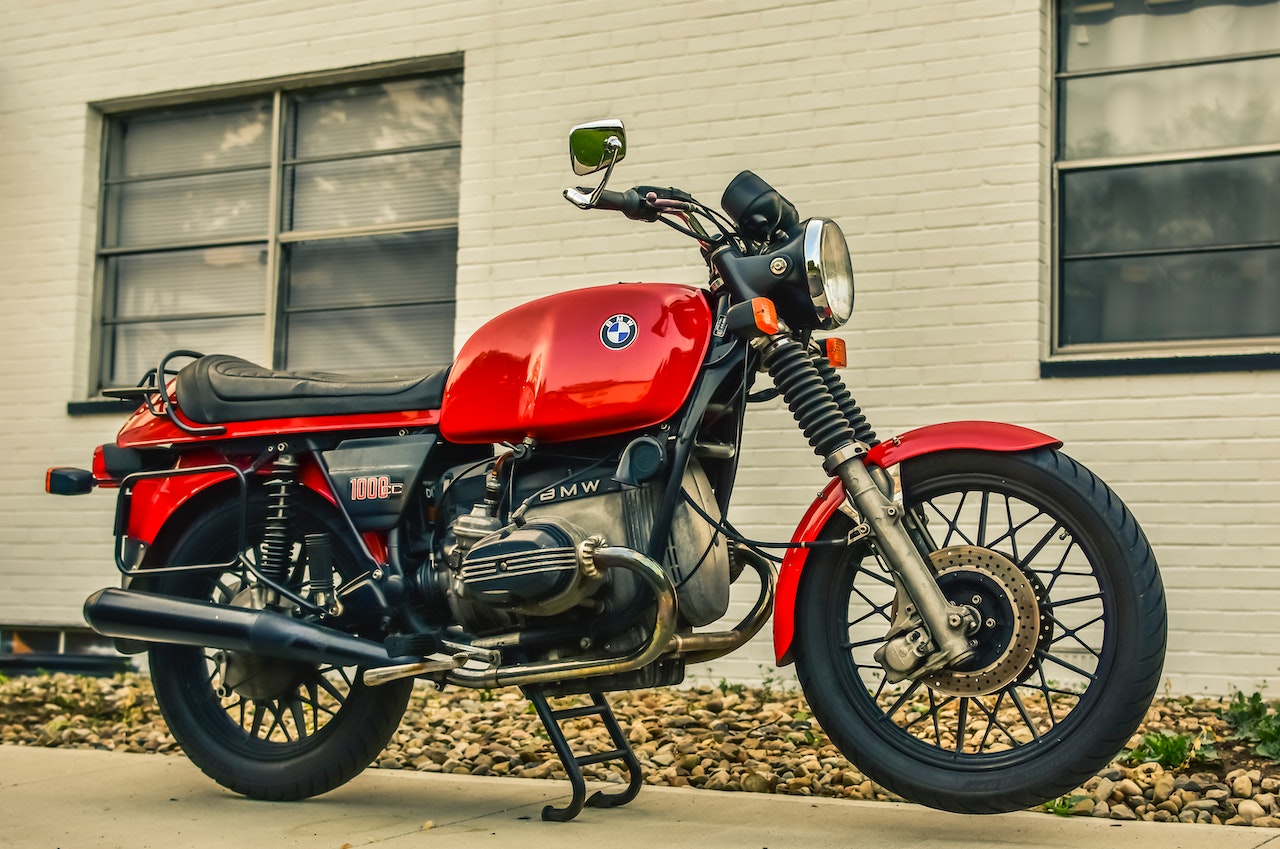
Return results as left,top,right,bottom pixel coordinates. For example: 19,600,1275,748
2,0,1277,697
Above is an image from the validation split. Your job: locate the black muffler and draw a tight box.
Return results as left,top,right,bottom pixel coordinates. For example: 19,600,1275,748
84,587,408,668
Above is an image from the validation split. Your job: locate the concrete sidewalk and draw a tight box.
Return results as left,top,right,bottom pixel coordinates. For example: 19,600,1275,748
2,746,1278,849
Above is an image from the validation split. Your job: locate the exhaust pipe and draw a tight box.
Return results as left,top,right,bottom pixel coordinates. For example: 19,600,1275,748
84,587,407,669
86,544,682,689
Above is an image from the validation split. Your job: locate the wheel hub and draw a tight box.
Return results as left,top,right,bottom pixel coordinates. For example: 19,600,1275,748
923,545,1041,697
214,586,313,701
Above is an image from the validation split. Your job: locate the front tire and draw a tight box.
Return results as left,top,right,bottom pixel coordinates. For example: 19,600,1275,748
794,448,1166,813
147,494,412,801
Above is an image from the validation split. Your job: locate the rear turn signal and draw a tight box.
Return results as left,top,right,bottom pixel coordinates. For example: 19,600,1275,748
46,467,95,495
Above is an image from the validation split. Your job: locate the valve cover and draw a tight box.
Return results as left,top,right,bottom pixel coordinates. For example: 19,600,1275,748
456,520,593,615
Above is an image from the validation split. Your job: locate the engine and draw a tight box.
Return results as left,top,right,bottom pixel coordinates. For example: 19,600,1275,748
456,517,602,616
429,454,731,635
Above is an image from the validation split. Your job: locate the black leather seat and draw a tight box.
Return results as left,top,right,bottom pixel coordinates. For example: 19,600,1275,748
174,354,449,424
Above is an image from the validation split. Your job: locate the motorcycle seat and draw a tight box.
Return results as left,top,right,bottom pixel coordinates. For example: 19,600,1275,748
174,354,450,424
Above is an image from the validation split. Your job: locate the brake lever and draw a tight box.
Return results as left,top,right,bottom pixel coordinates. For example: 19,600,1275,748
644,193,693,213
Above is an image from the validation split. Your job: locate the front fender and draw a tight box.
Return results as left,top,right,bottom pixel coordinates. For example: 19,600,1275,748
772,421,1061,665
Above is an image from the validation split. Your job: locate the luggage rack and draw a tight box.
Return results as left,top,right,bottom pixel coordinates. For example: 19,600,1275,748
101,349,225,436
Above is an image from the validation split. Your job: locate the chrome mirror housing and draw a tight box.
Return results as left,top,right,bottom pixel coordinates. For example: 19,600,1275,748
569,119,626,176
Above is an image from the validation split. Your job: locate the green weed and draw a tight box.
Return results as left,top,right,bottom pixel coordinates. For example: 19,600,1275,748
1042,794,1087,817
1123,729,1217,770
1222,690,1280,760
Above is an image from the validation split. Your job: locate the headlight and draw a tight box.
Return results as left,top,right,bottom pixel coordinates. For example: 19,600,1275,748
802,218,854,329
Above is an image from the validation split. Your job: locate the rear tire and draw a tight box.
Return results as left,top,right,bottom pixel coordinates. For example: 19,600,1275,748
793,448,1166,813
147,494,412,801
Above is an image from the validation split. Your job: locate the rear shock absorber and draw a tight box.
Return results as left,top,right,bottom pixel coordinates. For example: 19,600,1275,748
759,336,856,459
259,454,298,588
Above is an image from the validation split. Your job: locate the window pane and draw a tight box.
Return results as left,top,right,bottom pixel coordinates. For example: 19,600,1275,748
1061,56,1280,159
1059,248,1280,346
116,100,271,178
109,246,267,320
1061,155,1280,255
283,148,460,231
290,74,462,159
107,318,266,386
106,171,269,248
286,230,456,310
285,302,455,373
1060,0,1280,73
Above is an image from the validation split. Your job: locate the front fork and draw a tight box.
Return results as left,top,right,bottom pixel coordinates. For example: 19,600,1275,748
758,334,978,682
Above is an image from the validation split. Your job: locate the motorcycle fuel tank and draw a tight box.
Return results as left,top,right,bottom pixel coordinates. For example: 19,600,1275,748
440,283,713,444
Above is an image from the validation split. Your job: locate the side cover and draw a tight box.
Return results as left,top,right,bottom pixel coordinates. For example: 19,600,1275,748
440,283,713,444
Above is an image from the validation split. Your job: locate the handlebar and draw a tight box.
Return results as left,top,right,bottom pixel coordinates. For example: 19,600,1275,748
566,186,662,222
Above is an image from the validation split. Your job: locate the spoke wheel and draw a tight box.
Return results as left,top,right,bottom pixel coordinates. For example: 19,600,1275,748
794,448,1166,814
147,494,412,801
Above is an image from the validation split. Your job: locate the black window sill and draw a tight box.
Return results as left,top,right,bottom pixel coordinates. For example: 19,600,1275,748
1042,352,1280,378
67,399,139,416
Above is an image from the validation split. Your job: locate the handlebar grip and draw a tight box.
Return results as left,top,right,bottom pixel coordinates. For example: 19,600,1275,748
590,188,661,222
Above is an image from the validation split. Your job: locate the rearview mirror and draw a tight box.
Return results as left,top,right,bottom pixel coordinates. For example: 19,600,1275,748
569,119,626,176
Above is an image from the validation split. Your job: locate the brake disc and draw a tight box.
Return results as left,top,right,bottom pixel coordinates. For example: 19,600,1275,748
922,545,1043,697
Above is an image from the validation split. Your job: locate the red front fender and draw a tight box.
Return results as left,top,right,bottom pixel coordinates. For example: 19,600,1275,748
771,421,1061,665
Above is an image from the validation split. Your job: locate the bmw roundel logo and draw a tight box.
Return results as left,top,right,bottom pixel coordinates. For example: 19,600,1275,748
601,314,638,350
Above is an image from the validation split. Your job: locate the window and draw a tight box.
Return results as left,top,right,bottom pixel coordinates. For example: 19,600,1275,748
95,68,461,392
1053,0,1280,363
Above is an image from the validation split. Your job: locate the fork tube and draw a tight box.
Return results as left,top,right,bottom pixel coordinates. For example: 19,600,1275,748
756,334,975,665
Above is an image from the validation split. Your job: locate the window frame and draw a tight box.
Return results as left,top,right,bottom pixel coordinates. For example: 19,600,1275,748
1048,5,1280,374
84,55,463,400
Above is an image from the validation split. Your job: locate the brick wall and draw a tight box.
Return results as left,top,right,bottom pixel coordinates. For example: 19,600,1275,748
1,0,1276,696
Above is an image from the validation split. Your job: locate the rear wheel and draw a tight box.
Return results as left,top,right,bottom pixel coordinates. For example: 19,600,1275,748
147,494,412,801
793,448,1166,813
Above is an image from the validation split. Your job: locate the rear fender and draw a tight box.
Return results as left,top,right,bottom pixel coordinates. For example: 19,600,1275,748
772,421,1061,665
123,452,339,549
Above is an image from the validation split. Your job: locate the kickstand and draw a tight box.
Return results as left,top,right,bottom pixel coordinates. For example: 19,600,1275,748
522,685,645,822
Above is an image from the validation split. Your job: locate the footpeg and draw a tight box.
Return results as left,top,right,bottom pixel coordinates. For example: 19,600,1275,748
362,653,468,687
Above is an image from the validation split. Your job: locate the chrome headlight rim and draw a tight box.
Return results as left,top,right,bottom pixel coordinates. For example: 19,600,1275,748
802,218,855,330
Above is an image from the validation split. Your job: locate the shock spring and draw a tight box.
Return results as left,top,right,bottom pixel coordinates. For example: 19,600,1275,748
259,454,297,584
761,337,855,459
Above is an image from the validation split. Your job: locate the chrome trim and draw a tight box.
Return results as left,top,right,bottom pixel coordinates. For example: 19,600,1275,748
802,218,854,330
669,545,777,666
439,546,678,689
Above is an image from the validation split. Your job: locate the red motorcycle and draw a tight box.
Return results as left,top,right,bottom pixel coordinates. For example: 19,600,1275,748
47,120,1166,821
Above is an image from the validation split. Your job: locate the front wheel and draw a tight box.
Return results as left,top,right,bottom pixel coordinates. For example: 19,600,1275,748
793,448,1166,813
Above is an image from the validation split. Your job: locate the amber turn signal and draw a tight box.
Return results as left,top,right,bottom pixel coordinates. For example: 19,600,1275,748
46,467,95,495
822,337,847,368
751,298,779,335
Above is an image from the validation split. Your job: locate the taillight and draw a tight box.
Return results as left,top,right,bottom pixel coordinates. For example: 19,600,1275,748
92,444,110,481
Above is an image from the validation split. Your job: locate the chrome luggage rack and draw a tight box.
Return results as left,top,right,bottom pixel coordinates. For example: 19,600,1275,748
100,349,226,436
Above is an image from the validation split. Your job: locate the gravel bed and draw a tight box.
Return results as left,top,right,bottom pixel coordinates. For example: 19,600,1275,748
2,672,1278,827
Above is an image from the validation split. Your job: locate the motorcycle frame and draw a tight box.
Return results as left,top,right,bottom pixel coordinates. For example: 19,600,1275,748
99,333,1065,676
99,294,756,618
